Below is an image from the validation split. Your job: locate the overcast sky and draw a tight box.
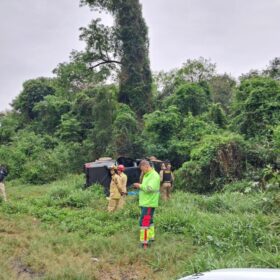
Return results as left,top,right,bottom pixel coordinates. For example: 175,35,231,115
1,0,280,111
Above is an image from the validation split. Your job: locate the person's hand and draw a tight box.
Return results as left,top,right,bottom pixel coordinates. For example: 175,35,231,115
133,183,140,189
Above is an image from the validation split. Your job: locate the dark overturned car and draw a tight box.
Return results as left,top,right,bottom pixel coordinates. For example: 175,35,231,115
84,156,163,196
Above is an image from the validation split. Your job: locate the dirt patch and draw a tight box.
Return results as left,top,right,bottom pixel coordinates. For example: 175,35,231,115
0,228,20,237
98,263,151,280
12,258,44,280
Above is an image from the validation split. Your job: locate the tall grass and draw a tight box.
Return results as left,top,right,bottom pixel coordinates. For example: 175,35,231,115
0,175,279,279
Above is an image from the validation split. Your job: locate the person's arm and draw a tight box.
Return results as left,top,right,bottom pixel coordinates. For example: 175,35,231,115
160,170,163,183
171,172,175,182
123,175,128,193
123,175,127,188
121,174,128,194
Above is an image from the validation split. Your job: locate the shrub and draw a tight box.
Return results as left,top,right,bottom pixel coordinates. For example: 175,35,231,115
175,133,248,193
273,125,280,153
230,77,280,139
261,192,280,214
223,180,261,194
21,145,69,184
260,168,280,213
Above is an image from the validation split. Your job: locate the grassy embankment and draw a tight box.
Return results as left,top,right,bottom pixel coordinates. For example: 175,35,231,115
0,175,279,280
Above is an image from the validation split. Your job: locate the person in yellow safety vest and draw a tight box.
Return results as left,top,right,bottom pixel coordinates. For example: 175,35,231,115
107,166,123,212
117,164,127,209
133,160,160,249
160,161,174,201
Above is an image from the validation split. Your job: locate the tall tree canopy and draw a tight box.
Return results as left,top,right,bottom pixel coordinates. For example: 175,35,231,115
12,78,56,122
231,77,280,138
80,0,152,116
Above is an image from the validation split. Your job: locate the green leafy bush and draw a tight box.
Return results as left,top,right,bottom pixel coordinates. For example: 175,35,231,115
230,77,280,139
164,82,210,116
175,133,248,193
260,168,280,213
223,180,261,193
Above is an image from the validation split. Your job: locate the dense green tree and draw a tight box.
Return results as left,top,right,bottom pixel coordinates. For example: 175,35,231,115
79,19,121,74
2,4,279,192
263,57,280,80
153,69,178,101
208,103,227,128
56,113,82,142
108,104,141,157
153,58,215,111
175,57,216,84
116,0,152,116
168,114,218,167
0,112,21,144
12,78,56,121
80,0,152,116
32,95,72,134
144,106,181,143
91,86,117,158
272,125,280,170
273,124,280,152
239,69,262,81
142,106,181,160
154,58,216,95
231,77,280,138
164,83,211,116
209,74,236,111
53,51,107,94
71,91,95,131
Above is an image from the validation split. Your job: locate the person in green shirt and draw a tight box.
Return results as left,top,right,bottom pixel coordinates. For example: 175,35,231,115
133,160,160,248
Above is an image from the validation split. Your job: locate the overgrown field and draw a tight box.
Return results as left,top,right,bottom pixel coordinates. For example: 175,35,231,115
0,175,279,280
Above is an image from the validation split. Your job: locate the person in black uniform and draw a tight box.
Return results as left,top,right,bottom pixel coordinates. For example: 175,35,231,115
159,162,174,201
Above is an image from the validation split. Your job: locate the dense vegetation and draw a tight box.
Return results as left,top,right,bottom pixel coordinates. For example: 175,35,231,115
0,1,279,278
1,55,279,190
